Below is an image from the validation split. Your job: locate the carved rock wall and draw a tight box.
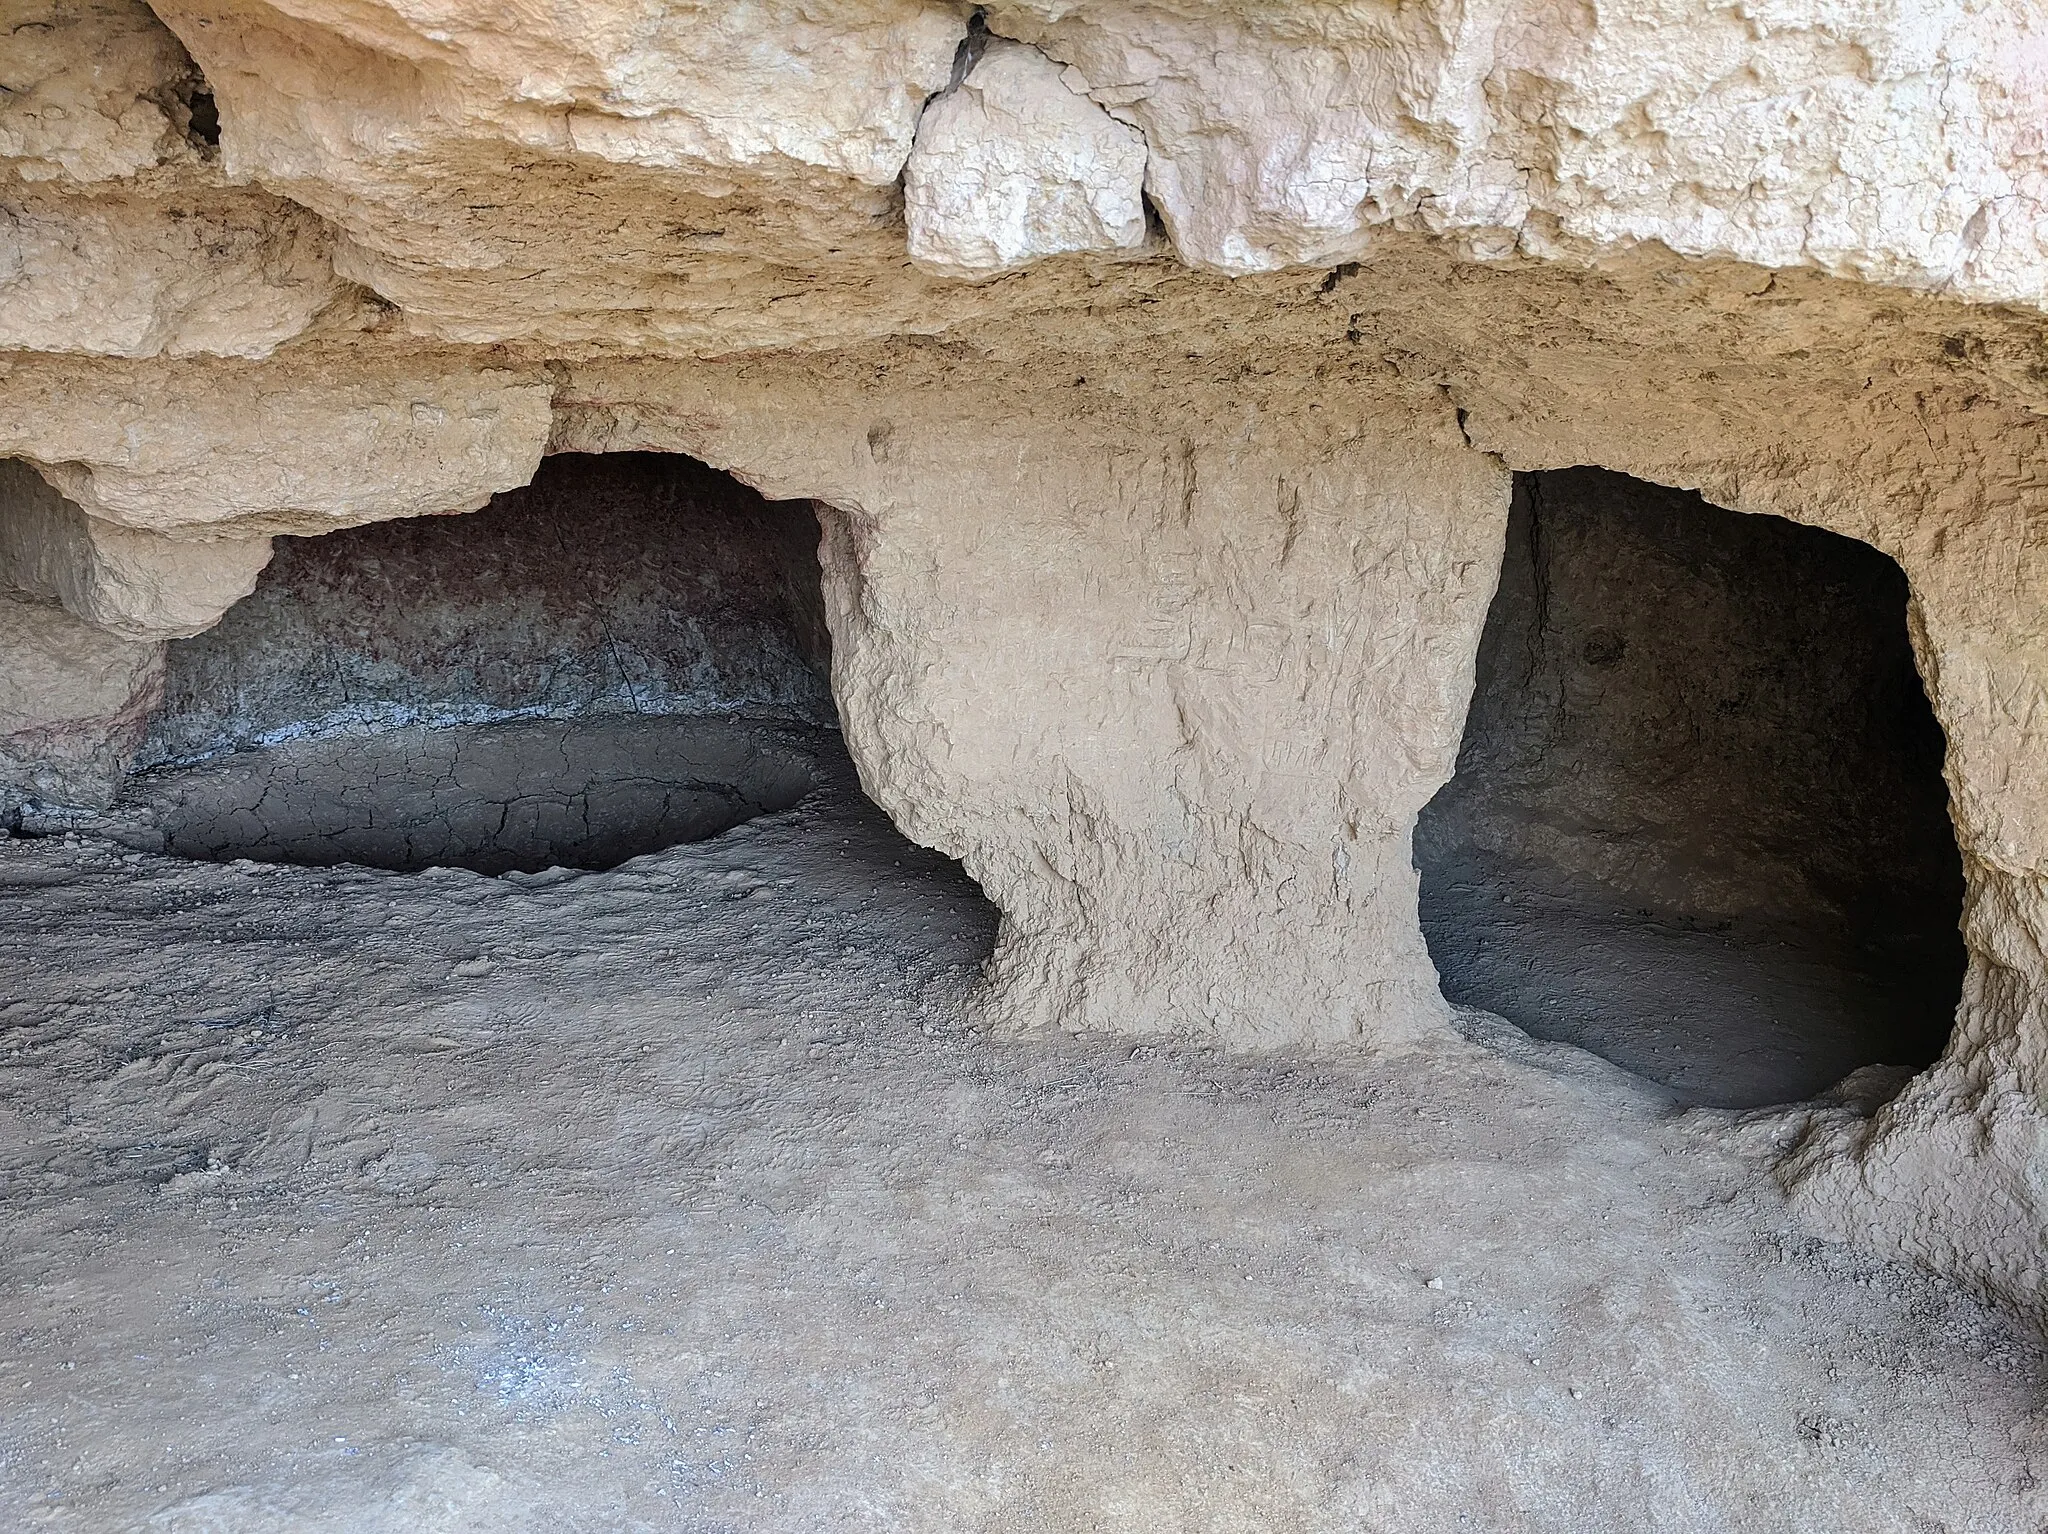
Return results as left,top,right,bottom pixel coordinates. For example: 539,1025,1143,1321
7,0,2048,1314
551,364,1506,1044
813,398,1506,1045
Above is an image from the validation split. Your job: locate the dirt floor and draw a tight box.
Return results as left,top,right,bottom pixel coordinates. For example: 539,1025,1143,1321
1417,872,1951,1109
3,761,2044,1532
108,717,829,876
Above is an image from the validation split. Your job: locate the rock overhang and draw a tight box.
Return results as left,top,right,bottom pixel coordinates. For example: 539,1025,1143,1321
4,0,2048,1321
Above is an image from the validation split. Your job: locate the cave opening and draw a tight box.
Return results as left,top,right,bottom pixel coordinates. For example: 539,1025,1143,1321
113,453,875,877
1414,467,1967,1109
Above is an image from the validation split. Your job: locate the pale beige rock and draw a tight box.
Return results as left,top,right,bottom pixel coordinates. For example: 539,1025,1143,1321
817,414,1504,1044
0,590,162,808
555,362,1505,1044
0,0,198,184
2,0,2048,1337
0,1,351,362
162,0,959,185
996,1,2048,300
905,39,1148,279
0,459,272,639
0,355,554,534
138,0,964,348
0,185,347,359
53,0,2044,353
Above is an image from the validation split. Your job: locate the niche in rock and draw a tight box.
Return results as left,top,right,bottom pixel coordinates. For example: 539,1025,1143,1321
120,453,844,875
1414,468,1966,1109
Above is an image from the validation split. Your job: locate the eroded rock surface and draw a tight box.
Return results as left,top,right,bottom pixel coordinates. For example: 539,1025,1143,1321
0,355,552,533
0,459,271,639
6,0,2048,1331
904,36,1148,278
0,0,202,184
994,1,2048,294
1,184,346,359
0,592,162,811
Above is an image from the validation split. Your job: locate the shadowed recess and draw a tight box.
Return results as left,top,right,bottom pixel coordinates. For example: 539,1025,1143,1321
1415,468,1967,1109
117,453,845,874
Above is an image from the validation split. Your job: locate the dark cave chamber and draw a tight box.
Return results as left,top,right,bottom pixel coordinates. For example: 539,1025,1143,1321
122,453,849,876
1415,468,1967,1108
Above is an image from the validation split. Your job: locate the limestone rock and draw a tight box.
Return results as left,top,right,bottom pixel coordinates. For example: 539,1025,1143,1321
995,1,2048,301
0,0,200,184
153,0,962,186
0,590,162,810
0,185,347,359
556,362,1505,1045
0,4,349,361
0,459,272,639
140,0,964,346
905,39,1148,279
0,357,554,534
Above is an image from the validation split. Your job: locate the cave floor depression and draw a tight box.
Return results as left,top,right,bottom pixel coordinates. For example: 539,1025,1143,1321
2,767,2044,1533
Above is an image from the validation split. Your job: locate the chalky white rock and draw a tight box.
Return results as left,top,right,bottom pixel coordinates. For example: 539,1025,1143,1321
904,39,1149,278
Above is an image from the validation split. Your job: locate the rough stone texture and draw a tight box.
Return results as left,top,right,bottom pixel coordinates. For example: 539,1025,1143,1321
549,306,2048,1316
905,38,1148,279
0,1,357,363
0,591,162,811
816,419,1504,1047
995,1,2048,295
139,0,966,349
0,354,553,534
1385,315,2048,1320
158,0,960,189
41,0,2038,353
140,450,833,768
0,458,272,639
0,0,200,184
1,183,348,359
6,0,2048,1328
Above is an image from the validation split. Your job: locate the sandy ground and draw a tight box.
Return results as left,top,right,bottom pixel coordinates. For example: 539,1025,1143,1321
110,717,829,876
1419,877,1953,1109
3,768,2044,1532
